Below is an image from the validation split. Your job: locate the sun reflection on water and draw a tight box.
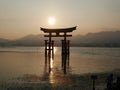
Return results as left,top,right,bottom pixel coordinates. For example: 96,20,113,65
46,47,57,54
54,47,57,54
50,58,54,69
49,71,54,83
44,47,71,84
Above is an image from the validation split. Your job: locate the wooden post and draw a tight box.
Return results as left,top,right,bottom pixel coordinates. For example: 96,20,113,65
44,40,48,74
64,32,67,55
61,55,70,74
67,40,70,67
48,33,52,73
61,40,63,68
45,40,48,56
48,33,52,57
52,40,54,59
62,52,64,69
62,54,67,74
91,75,98,90
61,40,64,54
67,40,70,55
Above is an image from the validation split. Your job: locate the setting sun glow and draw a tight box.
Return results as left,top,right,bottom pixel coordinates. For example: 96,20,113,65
48,17,55,25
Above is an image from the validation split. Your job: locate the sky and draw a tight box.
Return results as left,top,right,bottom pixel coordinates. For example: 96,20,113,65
0,0,120,39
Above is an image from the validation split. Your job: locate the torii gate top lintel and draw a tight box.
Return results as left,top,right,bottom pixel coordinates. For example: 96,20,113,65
40,26,76,33
40,26,76,37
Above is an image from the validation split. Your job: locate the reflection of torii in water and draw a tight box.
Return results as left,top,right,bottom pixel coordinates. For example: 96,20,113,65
40,26,77,74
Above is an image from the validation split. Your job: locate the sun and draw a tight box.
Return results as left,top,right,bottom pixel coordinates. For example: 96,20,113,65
48,17,55,25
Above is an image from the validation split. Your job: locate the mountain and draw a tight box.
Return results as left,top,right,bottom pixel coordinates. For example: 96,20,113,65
0,31,120,47
0,38,11,46
11,34,45,46
71,31,120,47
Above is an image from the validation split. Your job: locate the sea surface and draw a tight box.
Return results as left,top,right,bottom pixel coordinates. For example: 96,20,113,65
0,47,120,82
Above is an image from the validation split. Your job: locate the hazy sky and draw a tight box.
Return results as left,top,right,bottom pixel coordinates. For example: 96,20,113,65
0,0,120,39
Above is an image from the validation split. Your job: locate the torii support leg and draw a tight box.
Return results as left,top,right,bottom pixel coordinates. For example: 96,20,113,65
48,33,52,73
67,40,70,55
45,40,48,56
44,39,55,73
67,40,70,67
61,39,70,74
45,40,48,66
51,40,54,59
61,40,70,55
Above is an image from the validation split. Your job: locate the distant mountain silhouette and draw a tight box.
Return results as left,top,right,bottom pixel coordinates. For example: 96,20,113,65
11,34,44,46
0,38,11,46
0,31,120,47
71,31,120,47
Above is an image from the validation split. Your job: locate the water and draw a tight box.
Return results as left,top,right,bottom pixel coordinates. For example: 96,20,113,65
0,47,120,82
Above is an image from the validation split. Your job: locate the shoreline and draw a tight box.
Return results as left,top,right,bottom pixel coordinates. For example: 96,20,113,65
0,70,120,90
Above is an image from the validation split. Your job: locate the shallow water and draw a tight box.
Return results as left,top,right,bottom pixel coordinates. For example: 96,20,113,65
0,47,120,82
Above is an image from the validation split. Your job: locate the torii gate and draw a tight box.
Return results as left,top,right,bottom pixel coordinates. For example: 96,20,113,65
40,26,76,74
